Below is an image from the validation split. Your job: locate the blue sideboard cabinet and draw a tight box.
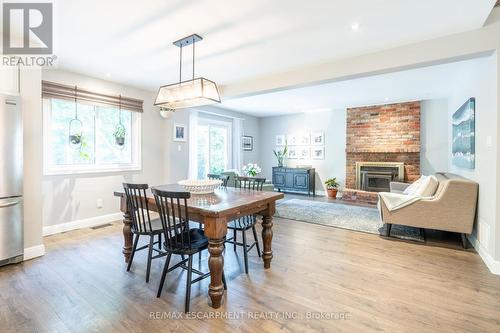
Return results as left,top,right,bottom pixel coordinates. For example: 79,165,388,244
272,167,316,196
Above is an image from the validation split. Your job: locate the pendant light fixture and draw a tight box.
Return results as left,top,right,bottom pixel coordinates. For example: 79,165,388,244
154,34,221,110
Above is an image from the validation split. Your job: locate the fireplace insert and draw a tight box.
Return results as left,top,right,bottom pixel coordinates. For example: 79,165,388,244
355,162,404,192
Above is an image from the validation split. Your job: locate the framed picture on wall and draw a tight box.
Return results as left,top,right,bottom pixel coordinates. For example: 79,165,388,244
311,132,325,145
276,135,286,146
298,146,310,159
311,146,325,159
452,98,475,169
242,136,253,151
299,133,310,145
173,123,187,142
287,134,298,146
287,147,298,159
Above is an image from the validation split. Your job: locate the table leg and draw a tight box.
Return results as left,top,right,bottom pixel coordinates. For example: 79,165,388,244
208,238,224,308
261,202,276,269
204,217,227,308
261,215,274,269
121,197,133,263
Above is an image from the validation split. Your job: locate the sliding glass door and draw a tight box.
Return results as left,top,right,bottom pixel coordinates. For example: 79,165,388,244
196,118,232,179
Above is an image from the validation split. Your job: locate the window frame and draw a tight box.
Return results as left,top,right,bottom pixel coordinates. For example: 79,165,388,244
42,98,142,176
197,117,233,178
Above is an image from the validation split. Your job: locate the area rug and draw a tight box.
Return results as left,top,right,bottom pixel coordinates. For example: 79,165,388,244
275,199,423,241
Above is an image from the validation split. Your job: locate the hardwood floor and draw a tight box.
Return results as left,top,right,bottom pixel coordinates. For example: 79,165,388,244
1,215,499,332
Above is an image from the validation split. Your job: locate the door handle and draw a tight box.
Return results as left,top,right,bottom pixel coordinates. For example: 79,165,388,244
0,200,20,208
5,100,17,106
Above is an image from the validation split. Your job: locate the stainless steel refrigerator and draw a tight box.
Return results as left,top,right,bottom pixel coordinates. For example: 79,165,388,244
0,93,23,266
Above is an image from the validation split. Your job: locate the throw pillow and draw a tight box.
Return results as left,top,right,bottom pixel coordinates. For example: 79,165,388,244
403,175,428,196
414,175,439,197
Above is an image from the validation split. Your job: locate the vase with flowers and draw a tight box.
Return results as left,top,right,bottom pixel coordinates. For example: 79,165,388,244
242,163,262,177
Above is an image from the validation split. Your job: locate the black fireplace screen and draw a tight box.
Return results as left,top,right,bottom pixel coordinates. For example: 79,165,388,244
359,166,400,192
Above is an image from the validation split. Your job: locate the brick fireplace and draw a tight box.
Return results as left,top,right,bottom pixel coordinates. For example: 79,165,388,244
343,101,421,203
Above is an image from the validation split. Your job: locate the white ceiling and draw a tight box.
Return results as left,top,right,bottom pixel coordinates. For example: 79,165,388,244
215,56,488,117
53,0,495,91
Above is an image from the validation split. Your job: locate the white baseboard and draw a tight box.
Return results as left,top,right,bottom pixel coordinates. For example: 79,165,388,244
468,234,500,275
24,244,46,260
43,212,123,236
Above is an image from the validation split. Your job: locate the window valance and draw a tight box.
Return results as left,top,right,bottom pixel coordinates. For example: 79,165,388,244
42,80,143,113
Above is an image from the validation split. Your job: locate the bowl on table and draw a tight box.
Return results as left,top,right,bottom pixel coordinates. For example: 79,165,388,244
177,179,223,194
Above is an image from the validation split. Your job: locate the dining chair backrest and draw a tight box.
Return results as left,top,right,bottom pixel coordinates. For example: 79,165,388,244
235,176,266,190
208,174,230,187
152,188,192,250
123,183,154,233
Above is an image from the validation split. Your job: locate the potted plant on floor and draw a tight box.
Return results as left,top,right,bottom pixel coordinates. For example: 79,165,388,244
325,178,340,198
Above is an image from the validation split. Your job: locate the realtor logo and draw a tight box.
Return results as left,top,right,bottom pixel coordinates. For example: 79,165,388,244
2,3,53,54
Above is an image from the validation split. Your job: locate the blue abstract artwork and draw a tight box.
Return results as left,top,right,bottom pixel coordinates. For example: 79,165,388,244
452,98,475,169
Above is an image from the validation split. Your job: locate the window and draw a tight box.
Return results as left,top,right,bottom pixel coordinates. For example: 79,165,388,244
196,118,232,179
43,98,141,175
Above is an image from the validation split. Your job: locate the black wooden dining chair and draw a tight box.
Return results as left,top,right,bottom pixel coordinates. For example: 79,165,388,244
123,183,167,283
207,173,230,187
235,176,266,190
225,176,266,273
152,188,227,312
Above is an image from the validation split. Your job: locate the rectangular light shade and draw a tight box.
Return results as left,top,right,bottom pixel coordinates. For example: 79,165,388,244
154,77,221,109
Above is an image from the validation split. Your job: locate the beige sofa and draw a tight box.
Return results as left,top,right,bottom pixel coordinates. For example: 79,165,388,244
379,172,478,247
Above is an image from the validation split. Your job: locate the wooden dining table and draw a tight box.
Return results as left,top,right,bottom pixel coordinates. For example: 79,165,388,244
114,185,284,308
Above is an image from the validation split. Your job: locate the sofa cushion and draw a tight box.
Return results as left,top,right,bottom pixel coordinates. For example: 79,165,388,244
403,176,428,196
414,175,439,197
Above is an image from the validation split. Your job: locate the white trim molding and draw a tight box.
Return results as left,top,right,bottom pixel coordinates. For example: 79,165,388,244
468,234,500,275
24,244,46,260
43,212,123,236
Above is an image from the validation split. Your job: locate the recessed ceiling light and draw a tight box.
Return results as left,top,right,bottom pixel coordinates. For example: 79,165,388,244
384,97,389,101
351,23,360,31
106,73,111,78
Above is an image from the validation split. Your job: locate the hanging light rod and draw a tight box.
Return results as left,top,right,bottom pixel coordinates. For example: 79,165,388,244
155,33,221,110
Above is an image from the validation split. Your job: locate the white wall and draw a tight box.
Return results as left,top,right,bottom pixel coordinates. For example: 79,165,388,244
420,99,449,175
0,66,19,94
446,55,498,261
259,109,347,193
41,69,167,228
21,68,44,250
496,51,500,262
164,105,261,182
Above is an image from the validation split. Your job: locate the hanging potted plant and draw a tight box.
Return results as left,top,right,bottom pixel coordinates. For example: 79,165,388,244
113,95,126,146
273,143,288,167
69,86,84,149
113,124,126,146
325,178,340,198
69,133,82,145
